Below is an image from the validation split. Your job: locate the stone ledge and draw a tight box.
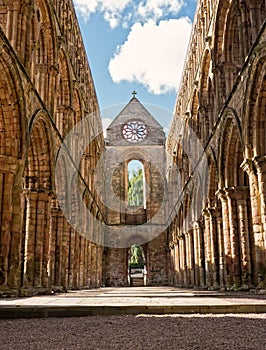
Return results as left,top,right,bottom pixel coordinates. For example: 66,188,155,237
1,303,266,319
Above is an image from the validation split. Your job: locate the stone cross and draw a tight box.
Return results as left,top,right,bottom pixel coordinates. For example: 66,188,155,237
132,90,137,97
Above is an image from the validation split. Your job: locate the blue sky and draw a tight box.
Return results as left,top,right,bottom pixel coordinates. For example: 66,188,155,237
73,0,197,133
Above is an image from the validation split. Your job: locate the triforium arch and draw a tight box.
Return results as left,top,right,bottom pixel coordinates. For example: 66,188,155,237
31,0,57,107
198,49,214,141
55,48,72,137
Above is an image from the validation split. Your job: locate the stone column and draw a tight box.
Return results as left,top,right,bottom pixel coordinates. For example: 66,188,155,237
68,228,75,289
208,207,220,289
253,156,266,285
216,189,233,287
79,236,85,287
54,210,63,288
188,229,195,286
224,187,241,287
228,186,252,287
202,209,212,287
179,235,186,286
241,158,262,285
48,199,58,288
61,218,70,290
215,207,226,288
192,221,200,286
23,191,38,288
23,190,51,290
0,171,14,289
253,156,266,250
184,233,191,286
86,241,92,287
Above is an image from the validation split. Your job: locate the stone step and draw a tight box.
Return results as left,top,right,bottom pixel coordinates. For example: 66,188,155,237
131,277,144,287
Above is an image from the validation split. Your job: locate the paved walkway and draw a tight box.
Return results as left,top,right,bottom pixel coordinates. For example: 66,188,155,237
0,287,266,318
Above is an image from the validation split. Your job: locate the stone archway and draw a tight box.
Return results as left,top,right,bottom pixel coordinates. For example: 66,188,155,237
127,244,147,287
22,115,54,293
217,115,255,288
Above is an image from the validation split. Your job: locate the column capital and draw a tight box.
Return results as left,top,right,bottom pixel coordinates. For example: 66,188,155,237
202,208,210,218
202,206,222,219
207,206,222,218
215,188,227,202
253,156,266,174
241,158,256,175
192,220,204,229
224,186,250,201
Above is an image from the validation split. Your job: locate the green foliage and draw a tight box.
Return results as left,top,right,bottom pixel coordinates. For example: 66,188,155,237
129,245,145,267
128,167,144,206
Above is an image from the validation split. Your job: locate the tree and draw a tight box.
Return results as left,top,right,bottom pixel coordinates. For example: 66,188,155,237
129,245,145,267
128,167,144,206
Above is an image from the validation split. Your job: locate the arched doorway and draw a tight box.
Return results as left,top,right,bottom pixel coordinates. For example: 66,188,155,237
127,244,147,287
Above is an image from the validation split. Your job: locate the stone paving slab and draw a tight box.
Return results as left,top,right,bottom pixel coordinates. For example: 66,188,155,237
0,287,265,318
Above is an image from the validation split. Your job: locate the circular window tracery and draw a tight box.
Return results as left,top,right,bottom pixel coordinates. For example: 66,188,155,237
122,121,147,143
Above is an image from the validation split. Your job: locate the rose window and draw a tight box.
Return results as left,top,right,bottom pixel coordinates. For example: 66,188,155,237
122,121,147,143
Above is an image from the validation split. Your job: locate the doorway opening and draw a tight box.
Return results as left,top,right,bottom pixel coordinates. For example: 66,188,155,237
128,244,147,287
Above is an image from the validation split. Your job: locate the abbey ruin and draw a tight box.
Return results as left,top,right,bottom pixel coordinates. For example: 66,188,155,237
0,0,265,296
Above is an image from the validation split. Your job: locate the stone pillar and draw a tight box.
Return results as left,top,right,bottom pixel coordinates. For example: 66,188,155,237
241,159,262,285
79,236,85,287
208,207,220,289
90,243,97,287
68,228,75,289
174,243,180,285
23,190,51,290
188,229,195,286
179,236,186,285
86,242,92,287
216,189,233,287
0,171,14,289
55,210,63,288
73,232,80,288
228,186,252,287
48,199,58,288
253,156,266,285
215,207,226,288
196,220,206,287
61,218,70,290
253,157,266,250
202,209,212,287
224,188,241,287
193,221,200,286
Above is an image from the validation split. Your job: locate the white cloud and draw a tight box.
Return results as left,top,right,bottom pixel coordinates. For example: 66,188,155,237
74,0,185,28
73,0,132,27
137,0,185,22
108,18,192,94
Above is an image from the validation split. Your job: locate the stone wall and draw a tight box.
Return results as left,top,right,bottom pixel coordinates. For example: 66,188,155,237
0,0,104,296
166,0,266,290
104,97,168,286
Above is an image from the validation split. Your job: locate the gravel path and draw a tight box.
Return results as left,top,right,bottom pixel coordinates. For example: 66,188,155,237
0,314,265,350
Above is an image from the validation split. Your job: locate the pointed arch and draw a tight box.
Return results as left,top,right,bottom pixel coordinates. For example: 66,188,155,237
55,49,72,137
244,52,266,158
31,0,56,107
